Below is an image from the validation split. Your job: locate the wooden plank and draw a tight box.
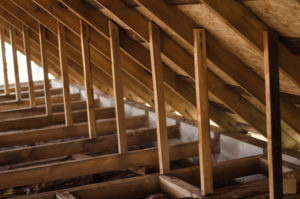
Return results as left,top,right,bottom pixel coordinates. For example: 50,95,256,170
0,1,153,110
0,93,81,112
0,100,91,120
194,29,213,195
0,87,62,102
12,174,160,199
148,22,170,174
0,106,115,133
0,115,147,148
43,0,243,131
22,24,36,108
9,24,21,101
131,0,299,148
39,24,52,115
264,31,283,199
159,175,201,198
56,192,76,199
80,20,97,139
199,0,300,87
0,150,262,190
109,21,127,154
57,22,72,126
0,28,9,95
0,126,179,165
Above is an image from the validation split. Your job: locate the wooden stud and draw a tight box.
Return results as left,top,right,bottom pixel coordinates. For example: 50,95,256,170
263,31,283,199
194,29,213,195
9,24,21,101
22,24,36,108
39,24,52,115
109,21,127,154
80,20,97,139
0,28,9,95
57,22,72,126
148,22,170,174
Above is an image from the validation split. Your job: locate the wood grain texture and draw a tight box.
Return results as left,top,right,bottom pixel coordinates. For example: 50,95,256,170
9,24,21,101
80,20,97,139
263,31,283,199
194,28,213,195
0,28,9,95
109,21,128,154
58,22,72,126
22,25,36,108
149,22,170,174
39,24,52,115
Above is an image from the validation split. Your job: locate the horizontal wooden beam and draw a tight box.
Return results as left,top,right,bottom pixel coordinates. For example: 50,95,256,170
0,125,180,165
0,93,81,112
0,106,115,132
0,115,147,148
0,100,91,120
9,155,263,199
0,88,63,102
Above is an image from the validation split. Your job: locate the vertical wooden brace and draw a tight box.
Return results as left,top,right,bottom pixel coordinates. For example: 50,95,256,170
194,28,213,195
39,24,52,115
148,21,170,174
263,30,283,199
80,20,97,139
22,25,36,108
58,22,72,126
109,21,128,154
0,28,9,95
9,24,22,101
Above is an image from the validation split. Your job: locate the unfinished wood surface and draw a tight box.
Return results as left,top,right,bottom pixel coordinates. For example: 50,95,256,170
149,22,170,174
46,0,243,132
9,24,21,101
56,192,76,199
0,142,204,189
58,22,72,126
22,24,36,108
159,175,201,198
80,20,97,139
109,21,128,154
12,174,160,199
39,24,52,115
194,28,213,195
264,31,283,199
0,106,115,133
0,28,9,95
0,115,146,148
0,125,179,165
0,93,81,112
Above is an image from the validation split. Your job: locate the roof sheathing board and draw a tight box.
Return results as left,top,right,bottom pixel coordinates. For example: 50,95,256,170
176,3,300,95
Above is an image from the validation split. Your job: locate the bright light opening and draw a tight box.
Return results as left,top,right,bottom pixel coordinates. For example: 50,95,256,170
0,42,54,85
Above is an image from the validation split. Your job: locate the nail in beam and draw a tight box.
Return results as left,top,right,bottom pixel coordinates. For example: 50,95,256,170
109,21,128,154
148,21,170,174
0,28,9,95
263,30,283,199
194,29,213,195
57,22,73,126
9,24,22,101
39,24,52,116
80,20,97,139
22,24,36,108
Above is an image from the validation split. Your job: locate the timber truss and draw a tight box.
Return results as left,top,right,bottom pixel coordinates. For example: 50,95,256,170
0,0,299,198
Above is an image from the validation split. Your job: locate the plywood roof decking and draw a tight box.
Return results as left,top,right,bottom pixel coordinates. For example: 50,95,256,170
0,0,299,151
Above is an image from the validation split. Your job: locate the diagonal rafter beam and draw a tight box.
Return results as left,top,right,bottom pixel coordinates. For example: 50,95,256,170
199,0,300,87
89,0,298,147
0,1,152,109
31,0,242,132
132,0,299,146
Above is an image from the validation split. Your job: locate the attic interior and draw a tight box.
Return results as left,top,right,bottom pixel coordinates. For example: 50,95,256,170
0,0,299,198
